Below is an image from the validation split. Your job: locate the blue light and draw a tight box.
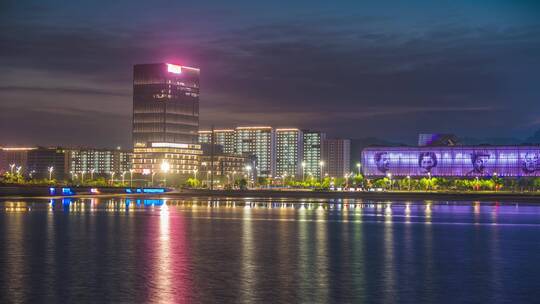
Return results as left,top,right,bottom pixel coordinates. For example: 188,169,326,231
142,188,166,193
125,188,132,193
143,199,164,206
61,188,74,196
49,187,56,195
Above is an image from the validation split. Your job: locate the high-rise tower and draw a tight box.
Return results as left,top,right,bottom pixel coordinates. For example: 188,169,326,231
132,63,200,146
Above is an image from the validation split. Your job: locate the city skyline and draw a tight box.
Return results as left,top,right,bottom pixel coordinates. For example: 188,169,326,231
1,1,540,148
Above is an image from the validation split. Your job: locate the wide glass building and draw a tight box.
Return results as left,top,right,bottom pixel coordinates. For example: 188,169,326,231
362,146,540,178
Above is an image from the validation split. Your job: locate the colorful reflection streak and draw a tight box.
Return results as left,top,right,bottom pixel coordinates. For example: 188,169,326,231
1,197,540,303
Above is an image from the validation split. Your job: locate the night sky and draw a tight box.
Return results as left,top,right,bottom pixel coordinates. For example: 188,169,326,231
1,0,539,148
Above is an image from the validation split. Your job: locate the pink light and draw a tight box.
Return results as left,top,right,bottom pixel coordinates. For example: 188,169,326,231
166,63,182,74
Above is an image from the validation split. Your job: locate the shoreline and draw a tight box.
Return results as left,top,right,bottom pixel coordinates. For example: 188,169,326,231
2,188,540,203
165,189,540,203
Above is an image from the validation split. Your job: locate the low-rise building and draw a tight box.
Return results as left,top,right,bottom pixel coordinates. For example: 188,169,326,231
132,142,202,176
66,148,132,176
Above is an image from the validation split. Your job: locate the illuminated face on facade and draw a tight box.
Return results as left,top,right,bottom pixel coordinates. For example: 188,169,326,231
522,152,539,173
471,151,490,173
418,152,437,173
375,152,390,173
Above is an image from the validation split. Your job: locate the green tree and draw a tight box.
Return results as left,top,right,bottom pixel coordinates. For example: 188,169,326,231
185,177,201,188
237,178,248,190
353,174,364,187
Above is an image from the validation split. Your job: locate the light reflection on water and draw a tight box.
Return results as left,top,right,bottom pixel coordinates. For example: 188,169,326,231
0,197,540,303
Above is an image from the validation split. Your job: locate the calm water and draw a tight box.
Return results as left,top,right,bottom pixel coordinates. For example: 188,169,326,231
0,196,540,303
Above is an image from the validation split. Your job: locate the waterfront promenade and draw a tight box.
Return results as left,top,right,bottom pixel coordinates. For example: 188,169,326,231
171,189,540,203
3,185,540,203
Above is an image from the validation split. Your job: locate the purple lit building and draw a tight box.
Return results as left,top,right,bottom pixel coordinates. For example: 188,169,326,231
132,63,200,147
362,146,540,178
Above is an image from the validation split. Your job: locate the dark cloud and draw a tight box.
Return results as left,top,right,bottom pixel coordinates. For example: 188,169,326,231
1,1,539,146
0,85,129,97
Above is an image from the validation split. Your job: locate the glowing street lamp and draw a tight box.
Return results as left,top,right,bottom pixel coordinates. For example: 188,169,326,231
407,175,411,191
387,172,392,190
151,172,156,186
130,169,134,187
16,166,22,175
9,164,15,174
29,170,36,179
193,169,198,180
48,166,54,181
161,160,170,187
90,169,95,180
81,171,86,183
121,171,127,186
110,171,116,185
319,161,324,182
301,161,306,181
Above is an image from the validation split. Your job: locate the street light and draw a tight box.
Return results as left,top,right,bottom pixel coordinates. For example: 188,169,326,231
161,160,170,187
29,170,36,179
301,161,306,181
407,175,411,191
319,161,324,182
48,166,54,181
81,171,86,183
151,172,156,186
356,163,361,175
130,169,134,187
121,171,127,186
90,169,95,180
110,171,116,185
9,164,15,174
16,166,22,175
387,172,392,190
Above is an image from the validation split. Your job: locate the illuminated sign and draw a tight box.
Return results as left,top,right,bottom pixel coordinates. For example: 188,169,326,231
151,142,189,148
126,188,167,193
61,188,75,196
362,146,540,177
143,188,166,193
166,63,182,74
